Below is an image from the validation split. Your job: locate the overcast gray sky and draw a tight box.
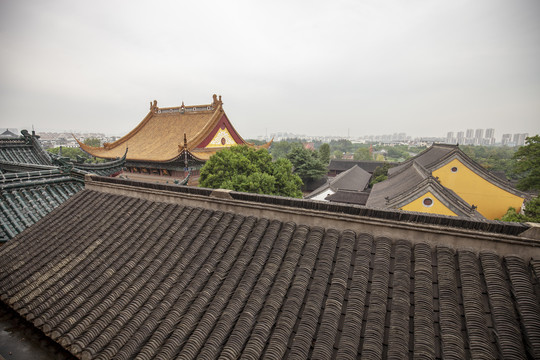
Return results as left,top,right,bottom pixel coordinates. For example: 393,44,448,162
1,0,539,139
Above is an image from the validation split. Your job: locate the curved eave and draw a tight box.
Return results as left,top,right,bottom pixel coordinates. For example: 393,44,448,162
73,149,128,171
254,138,274,149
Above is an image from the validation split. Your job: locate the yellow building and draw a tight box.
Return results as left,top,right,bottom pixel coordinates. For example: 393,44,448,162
367,161,483,218
369,144,529,220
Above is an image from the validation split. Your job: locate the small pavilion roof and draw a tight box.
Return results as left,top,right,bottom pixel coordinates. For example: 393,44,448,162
0,129,18,138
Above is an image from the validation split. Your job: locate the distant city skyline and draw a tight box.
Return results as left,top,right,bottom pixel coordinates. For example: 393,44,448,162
1,0,539,140
1,125,534,147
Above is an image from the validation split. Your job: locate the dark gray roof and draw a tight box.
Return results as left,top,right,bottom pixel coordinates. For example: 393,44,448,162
0,129,18,138
388,143,456,176
368,161,429,208
0,170,84,242
324,189,370,205
0,134,52,166
308,165,371,199
328,159,392,173
0,178,539,359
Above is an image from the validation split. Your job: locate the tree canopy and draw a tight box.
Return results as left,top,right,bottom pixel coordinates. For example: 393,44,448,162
270,141,298,160
47,146,86,160
199,145,303,198
353,147,371,161
512,135,540,191
319,143,330,164
83,137,101,147
500,196,540,223
286,144,327,184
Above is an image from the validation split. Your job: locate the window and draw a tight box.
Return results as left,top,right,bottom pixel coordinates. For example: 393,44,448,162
422,197,434,207
451,166,458,173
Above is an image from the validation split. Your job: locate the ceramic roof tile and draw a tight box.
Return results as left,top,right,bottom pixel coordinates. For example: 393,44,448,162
0,183,539,359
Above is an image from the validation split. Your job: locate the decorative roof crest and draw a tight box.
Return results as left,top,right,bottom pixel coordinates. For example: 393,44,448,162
212,94,222,107
150,100,158,112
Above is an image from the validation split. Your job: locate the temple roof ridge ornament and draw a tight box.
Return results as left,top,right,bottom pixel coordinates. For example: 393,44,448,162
150,100,158,112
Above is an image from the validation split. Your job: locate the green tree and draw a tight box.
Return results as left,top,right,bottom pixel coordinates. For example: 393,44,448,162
501,196,540,223
84,137,101,147
353,147,371,161
319,143,330,164
329,139,353,154
199,145,302,198
333,150,343,159
286,144,327,184
47,146,86,160
512,135,540,191
270,141,298,160
369,163,392,187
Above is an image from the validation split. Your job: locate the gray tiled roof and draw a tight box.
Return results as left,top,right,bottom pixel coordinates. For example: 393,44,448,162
0,135,52,166
0,182,539,359
388,143,456,176
307,165,371,199
328,159,392,173
324,189,370,205
0,170,84,242
0,132,127,242
367,161,428,208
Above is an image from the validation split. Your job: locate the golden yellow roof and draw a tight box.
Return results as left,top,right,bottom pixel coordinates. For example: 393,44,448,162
77,95,268,162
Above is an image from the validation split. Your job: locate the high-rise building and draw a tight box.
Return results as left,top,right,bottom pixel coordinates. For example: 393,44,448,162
513,133,528,146
456,131,465,144
465,129,474,144
474,129,484,145
484,128,495,145
446,132,454,144
502,134,512,145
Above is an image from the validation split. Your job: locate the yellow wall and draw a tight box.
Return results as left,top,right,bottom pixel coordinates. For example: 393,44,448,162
432,159,525,219
401,191,458,216
206,127,237,148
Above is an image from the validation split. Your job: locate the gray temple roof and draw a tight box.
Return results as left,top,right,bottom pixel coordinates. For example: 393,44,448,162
0,177,538,359
307,165,371,200
0,130,128,242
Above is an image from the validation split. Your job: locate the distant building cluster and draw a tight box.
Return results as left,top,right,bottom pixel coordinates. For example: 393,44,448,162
445,128,528,146
260,132,437,146
36,132,117,149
